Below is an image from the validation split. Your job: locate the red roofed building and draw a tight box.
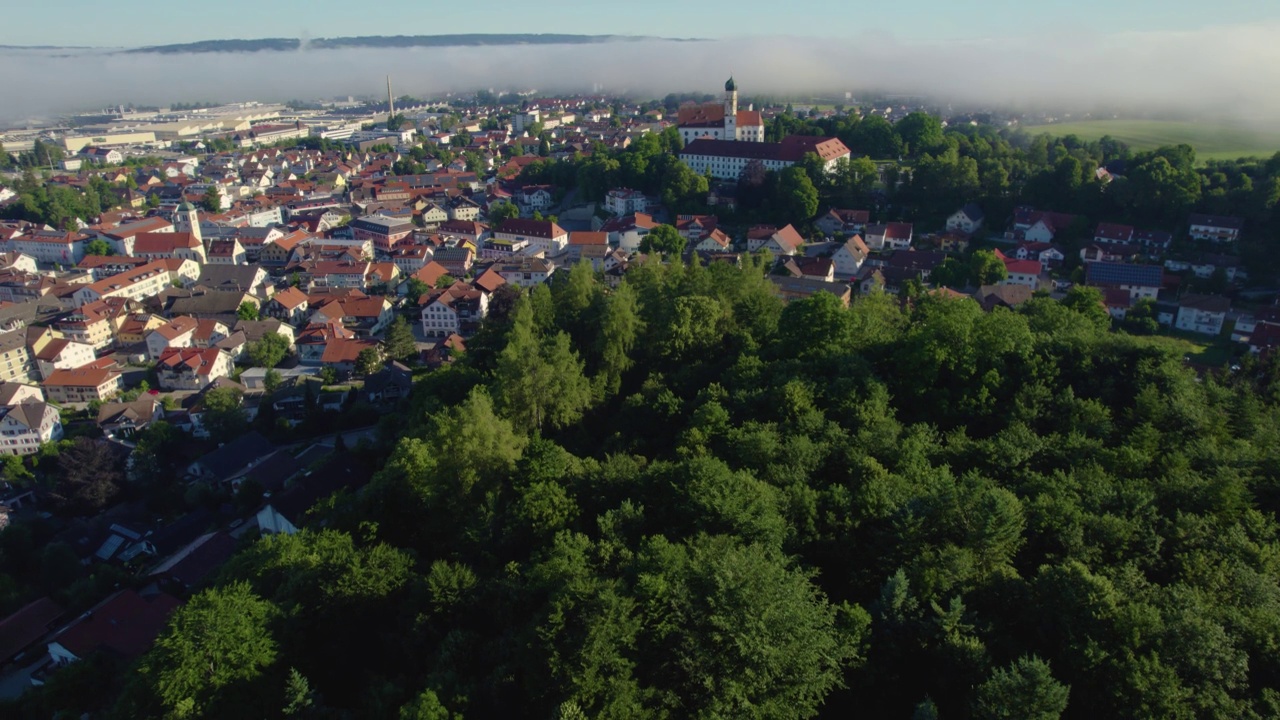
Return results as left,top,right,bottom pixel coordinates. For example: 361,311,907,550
133,231,206,263
1002,256,1043,291
156,347,234,391
677,77,766,144
493,219,569,256
47,590,180,665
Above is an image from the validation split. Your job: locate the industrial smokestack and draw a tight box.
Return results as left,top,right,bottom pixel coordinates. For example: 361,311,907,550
387,75,395,128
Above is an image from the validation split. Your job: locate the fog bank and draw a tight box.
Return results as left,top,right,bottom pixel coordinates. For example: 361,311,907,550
2,25,1278,123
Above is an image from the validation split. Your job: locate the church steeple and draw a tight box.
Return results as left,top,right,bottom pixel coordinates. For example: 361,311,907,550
724,76,739,140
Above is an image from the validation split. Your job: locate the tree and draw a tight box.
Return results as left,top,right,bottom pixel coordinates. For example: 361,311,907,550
201,387,248,443
247,332,289,368
237,301,260,321
634,534,868,718
281,668,316,716
356,347,384,377
777,165,820,223
970,249,1008,286
138,581,279,719
638,224,686,257
489,202,520,224
384,316,417,363
595,281,641,397
200,186,221,213
398,689,460,720
263,369,283,394
973,656,1070,720
84,238,112,256
50,438,122,516
495,300,592,432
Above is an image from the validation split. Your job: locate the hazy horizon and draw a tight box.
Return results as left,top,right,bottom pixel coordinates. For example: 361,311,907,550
2,24,1280,126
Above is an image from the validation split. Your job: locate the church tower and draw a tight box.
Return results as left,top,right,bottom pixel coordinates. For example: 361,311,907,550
174,200,202,247
724,76,738,141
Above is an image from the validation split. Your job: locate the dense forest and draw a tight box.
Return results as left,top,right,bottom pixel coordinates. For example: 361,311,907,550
14,257,1280,718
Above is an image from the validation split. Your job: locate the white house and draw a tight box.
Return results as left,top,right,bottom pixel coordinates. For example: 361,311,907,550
0,401,62,455
604,188,649,216
1187,214,1243,243
946,204,985,235
492,219,569,256
420,282,489,337
864,223,914,251
831,235,870,278
1175,294,1230,335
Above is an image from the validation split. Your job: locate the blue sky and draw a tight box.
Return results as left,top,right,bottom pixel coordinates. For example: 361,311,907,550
11,0,1277,46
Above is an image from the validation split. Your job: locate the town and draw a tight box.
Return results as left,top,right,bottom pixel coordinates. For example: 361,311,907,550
0,71,1278,714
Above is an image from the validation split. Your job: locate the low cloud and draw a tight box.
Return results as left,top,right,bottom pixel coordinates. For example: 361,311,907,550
1,25,1278,123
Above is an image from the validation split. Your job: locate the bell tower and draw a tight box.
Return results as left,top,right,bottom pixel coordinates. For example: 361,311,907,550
174,200,202,246
724,76,738,141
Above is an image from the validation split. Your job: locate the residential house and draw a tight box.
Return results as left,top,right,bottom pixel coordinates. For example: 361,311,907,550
1093,223,1135,245
387,245,433,274
1187,214,1243,243
1084,261,1163,300
946,204,985,234
194,265,270,296
433,247,475,277
206,239,247,265
746,225,805,256
186,431,276,483
493,219,569,256
0,330,36,383
262,287,310,326
43,364,122,404
815,208,870,237
977,284,1034,312
145,316,198,361
96,398,163,440
156,348,234,391
320,337,379,377
420,282,489,337
600,212,657,252
566,232,608,265
447,196,481,221
497,257,556,288
309,296,395,337
864,222,914,251
46,590,180,666
782,257,836,282
33,338,96,381
1134,229,1173,252
604,188,648,215
1001,256,1042,291
0,400,62,455
1014,241,1065,267
831,235,870,278
1175,294,1230,335
419,203,448,228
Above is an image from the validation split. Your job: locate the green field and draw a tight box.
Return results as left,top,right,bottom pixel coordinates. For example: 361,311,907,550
1022,120,1280,162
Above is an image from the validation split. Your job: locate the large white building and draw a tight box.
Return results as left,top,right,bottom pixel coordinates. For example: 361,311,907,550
677,77,766,145
679,135,852,181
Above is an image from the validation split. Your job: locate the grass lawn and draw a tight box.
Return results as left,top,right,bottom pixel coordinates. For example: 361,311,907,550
1022,120,1280,163
1141,329,1237,368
